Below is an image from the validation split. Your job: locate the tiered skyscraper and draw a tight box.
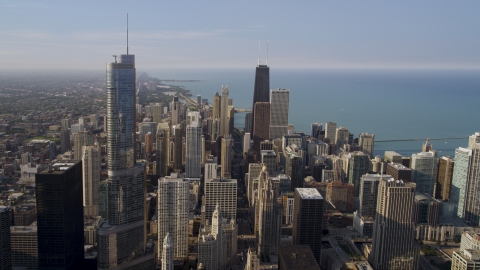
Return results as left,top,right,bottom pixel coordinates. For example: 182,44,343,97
97,54,154,269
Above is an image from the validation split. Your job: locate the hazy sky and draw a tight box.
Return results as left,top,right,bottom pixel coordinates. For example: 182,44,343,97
1,1,480,70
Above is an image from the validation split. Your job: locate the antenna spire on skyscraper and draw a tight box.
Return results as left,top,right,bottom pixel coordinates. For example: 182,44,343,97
266,39,268,66
127,13,129,55
258,40,260,66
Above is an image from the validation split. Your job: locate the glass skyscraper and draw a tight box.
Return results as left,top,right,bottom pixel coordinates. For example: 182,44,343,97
97,54,154,269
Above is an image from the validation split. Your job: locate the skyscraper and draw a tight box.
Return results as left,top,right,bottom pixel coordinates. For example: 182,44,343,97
335,126,349,149
73,130,94,160
186,111,202,178
82,145,100,216
213,92,220,120
269,88,290,139
253,102,270,153
156,123,170,177
0,206,12,270
370,177,419,270
257,169,282,257
36,161,84,269
251,63,270,135
293,188,324,265
173,124,184,173
152,103,162,125
435,156,454,200
411,151,438,196
157,175,189,262
451,132,480,225
221,136,233,178
60,129,70,154
204,178,237,222
161,234,173,270
348,151,370,197
171,96,180,125
49,141,56,160
359,133,374,157
97,54,153,269
220,86,230,137
324,122,337,143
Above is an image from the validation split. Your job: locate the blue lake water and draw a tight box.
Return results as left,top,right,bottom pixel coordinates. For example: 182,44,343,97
148,68,480,158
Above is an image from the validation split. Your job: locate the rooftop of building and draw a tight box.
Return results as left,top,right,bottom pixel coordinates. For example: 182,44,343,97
454,249,480,261
415,192,441,203
37,161,80,175
296,188,323,199
0,205,9,213
279,245,320,270
10,225,37,234
388,162,411,170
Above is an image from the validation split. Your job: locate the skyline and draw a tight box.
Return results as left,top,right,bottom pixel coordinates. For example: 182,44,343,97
1,1,480,70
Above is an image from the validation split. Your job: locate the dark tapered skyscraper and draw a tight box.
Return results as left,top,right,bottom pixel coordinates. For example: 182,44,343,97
251,64,269,136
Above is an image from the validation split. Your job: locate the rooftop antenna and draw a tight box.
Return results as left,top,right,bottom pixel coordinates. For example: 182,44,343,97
258,40,260,66
266,39,268,66
127,13,129,55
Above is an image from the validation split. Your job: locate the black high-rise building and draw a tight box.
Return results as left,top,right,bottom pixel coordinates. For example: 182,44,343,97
36,161,84,269
293,188,324,266
251,64,269,136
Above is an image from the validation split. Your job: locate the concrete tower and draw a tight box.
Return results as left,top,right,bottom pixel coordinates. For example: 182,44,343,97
370,177,419,270
82,144,100,216
161,233,173,270
257,169,282,257
171,96,180,125
269,88,290,139
220,86,230,137
324,122,337,143
359,133,375,157
157,175,189,261
156,123,170,177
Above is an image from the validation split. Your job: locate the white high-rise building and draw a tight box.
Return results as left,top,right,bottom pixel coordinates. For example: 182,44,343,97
73,131,93,160
204,178,237,222
82,145,100,216
186,111,202,178
269,88,290,139
71,123,84,135
324,122,337,143
451,132,480,225
411,151,438,196
243,132,251,154
335,126,349,149
158,175,189,261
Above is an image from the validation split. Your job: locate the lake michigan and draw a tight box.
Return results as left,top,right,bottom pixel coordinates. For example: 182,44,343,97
149,68,480,158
